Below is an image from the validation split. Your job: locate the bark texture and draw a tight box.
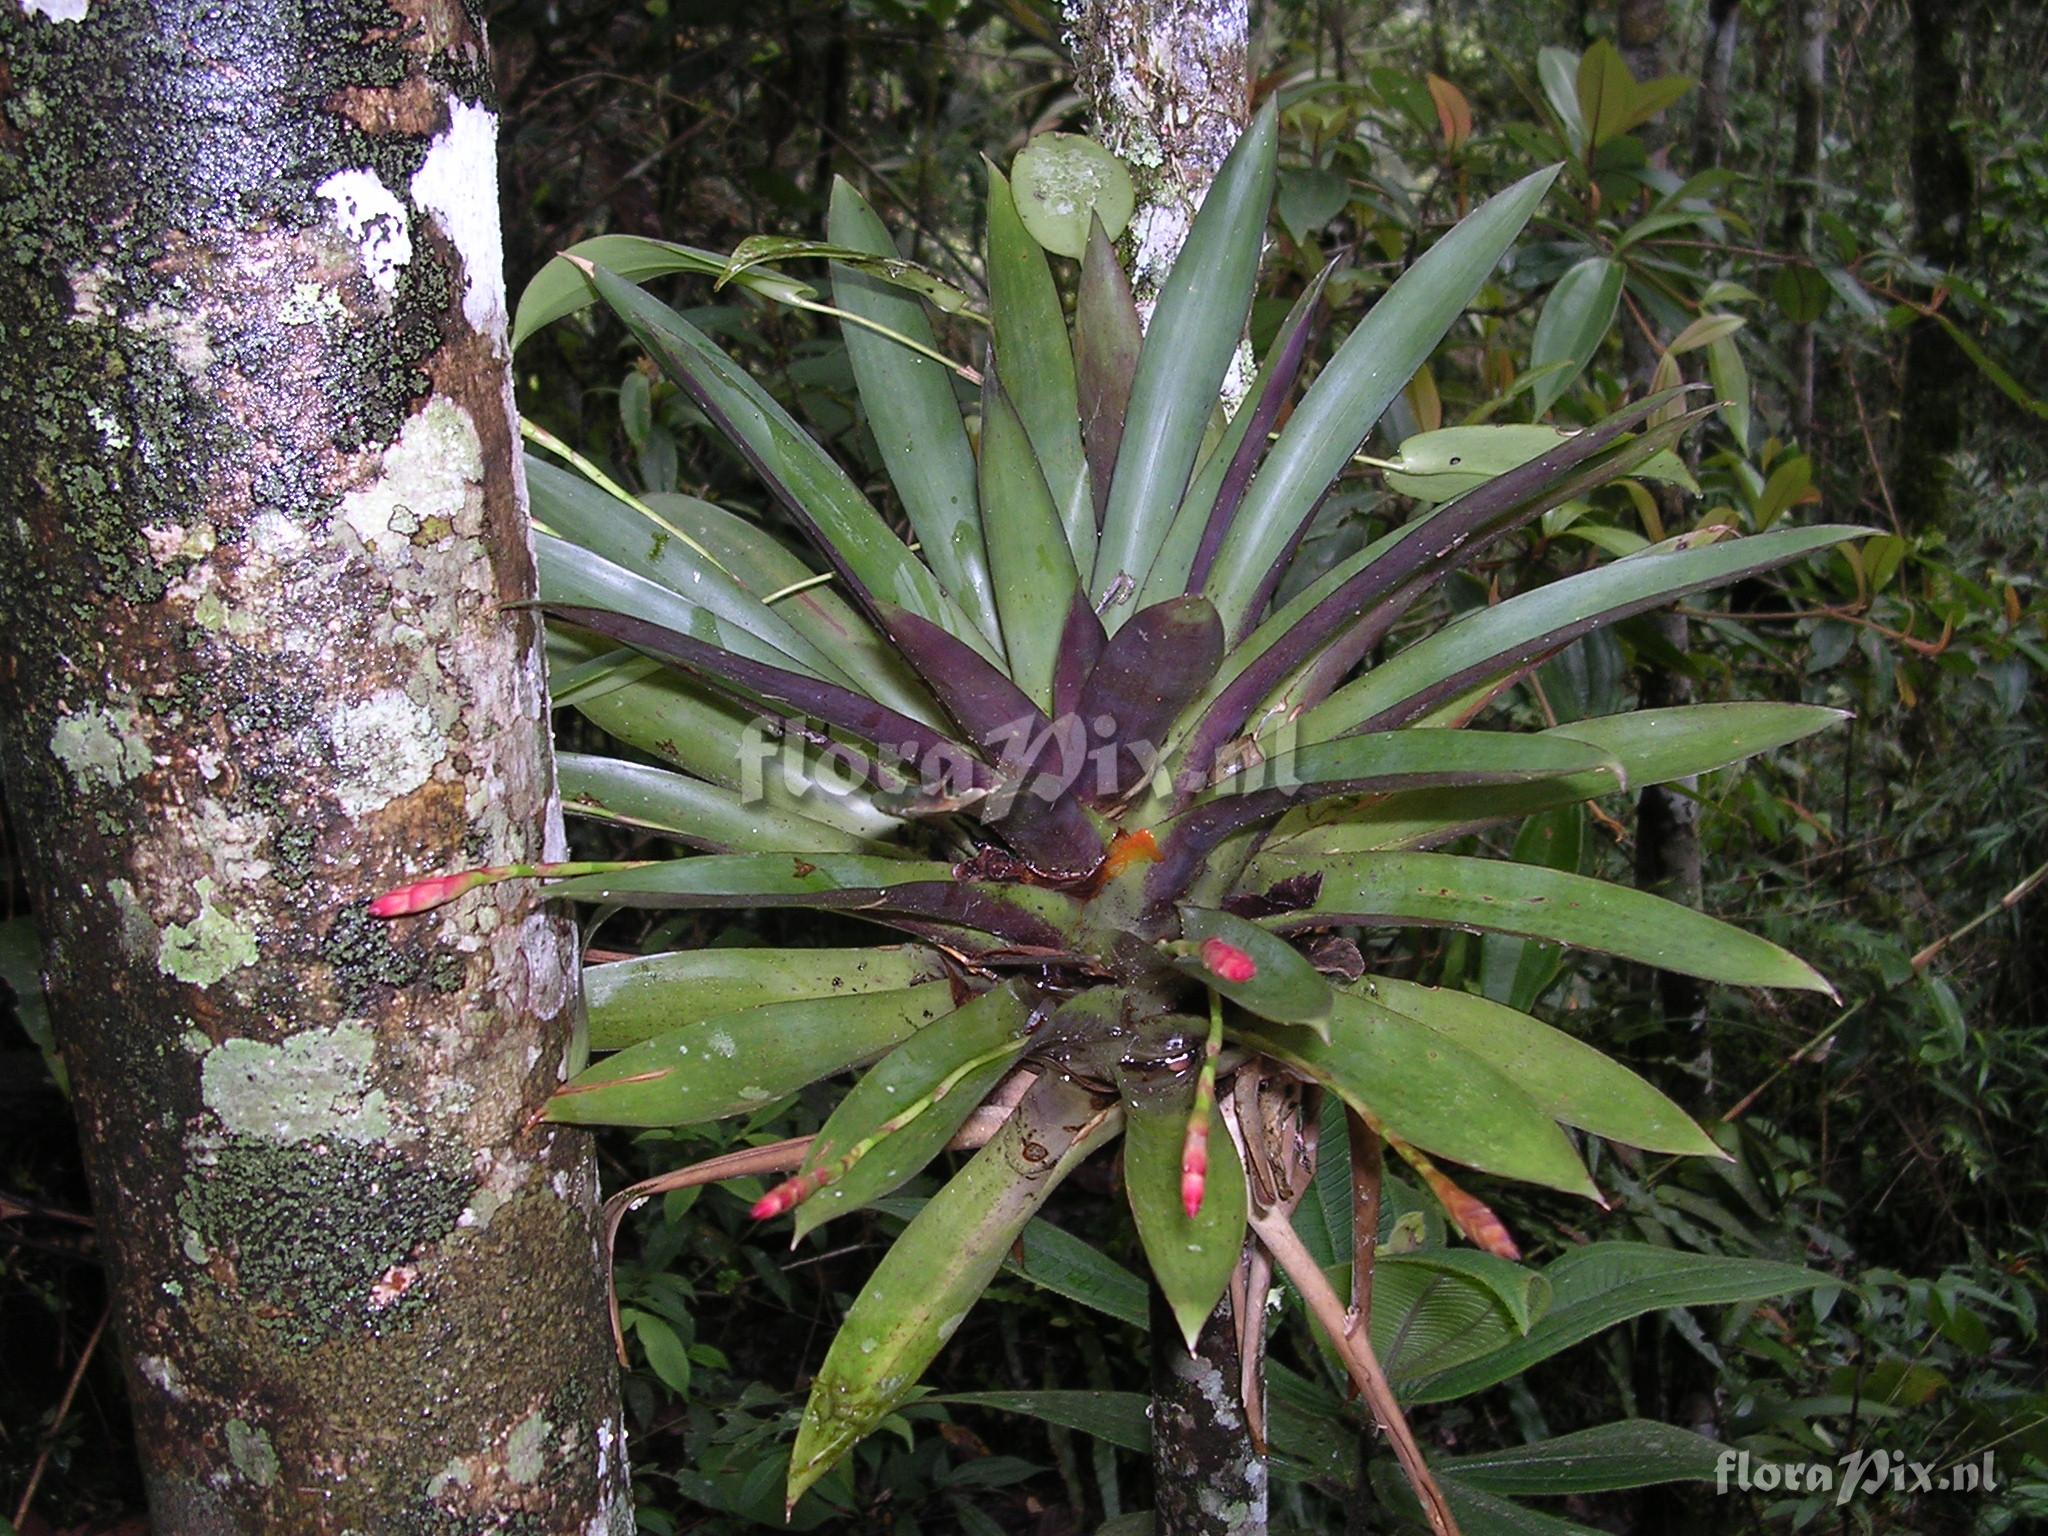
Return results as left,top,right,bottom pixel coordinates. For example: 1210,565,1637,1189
1782,0,1829,443
1687,0,1741,174
1066,0,1250,313
0,1,629,1530
1068,9,1261,1524
1148,1284,1267,1536
1897,0,1974,529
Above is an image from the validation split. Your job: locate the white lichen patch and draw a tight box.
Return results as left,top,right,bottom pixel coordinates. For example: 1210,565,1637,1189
316,167,412,298
277,280,346,328
21,0,90,22
200,1022,393,1144
339,395,484,558
410,101,509,343
51,703,151,793
86,400,130,450
158,876,259,986
137,1354,186,1400
328,689,444,817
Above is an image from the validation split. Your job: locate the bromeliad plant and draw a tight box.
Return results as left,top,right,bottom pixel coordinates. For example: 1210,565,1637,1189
379,101,1863,1518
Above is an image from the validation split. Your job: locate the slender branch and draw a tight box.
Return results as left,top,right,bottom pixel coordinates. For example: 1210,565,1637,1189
1247,1203,1459,1536
1347,1111,1383,1328
11,1298,112,1530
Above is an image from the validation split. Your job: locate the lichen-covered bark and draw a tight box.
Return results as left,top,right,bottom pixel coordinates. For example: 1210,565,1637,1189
0,2,629,1530
1065,0,1249,315
1149,1284,1266,1536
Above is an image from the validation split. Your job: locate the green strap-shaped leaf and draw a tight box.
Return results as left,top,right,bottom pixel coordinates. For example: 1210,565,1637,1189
1264,702,1847,854
1528,256,1625,417
1075,216,1144,530
1117,1067,1248,1349
1440,1420,1730,1495
1477,804,1582,1012
986,163,1094,568
511,234,815,352
577,260,997,660
552,646,903,841
926,1391,1151,1456
1092,99,1278,618
546,854,1087,953
979,380,1082,712
1173,907,1332,1033
787,1074,1121,1507
557,752,889,858
583,943,946,1051
1404,1242,1823,1402
1136,268,1331,607
528,458,856,686
1249,850,1834,995
1300,525,1870,740
792,983,1036,1240
1359,976,1719,1157
828,179,1000,646
633,488,941,727
546,981,956,1127
1203,165,1561,640
536,530,827,680
1233,991,1598,1198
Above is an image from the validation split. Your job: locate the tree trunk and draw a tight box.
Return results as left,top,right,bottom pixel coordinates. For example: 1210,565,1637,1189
1148,1284,1267,1536
1613,0,1710,1055
1071,6,1262,1529
0,3,629,1531
1897,0,1974,530
1688,0,1741,173
1782,0,1829,444
1068,0,1250,314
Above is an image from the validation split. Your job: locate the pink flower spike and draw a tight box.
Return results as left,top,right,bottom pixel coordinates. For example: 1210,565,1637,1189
1181,1168,1207,1220
367,867,502,918
749,1169,828,1222
1200,938,1258,984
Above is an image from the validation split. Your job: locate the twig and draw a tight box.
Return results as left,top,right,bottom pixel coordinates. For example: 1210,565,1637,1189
599,1100,1023,1363
1718,859,2048,1125
11,1297,112,1530
1248,1203,1459,1536
1909,860,2048,973
1848,365,1903,537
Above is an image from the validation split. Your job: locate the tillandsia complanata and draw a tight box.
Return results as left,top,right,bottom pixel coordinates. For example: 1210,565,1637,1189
371,101,1865,1519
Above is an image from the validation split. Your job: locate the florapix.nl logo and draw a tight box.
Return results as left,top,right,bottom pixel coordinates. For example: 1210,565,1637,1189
1716,1448,1999,1506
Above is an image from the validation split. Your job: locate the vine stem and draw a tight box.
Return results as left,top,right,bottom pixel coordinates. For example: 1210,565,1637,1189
1246,1203,1460,1536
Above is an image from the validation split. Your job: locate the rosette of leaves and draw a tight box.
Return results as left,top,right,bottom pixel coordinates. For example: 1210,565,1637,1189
382,102,1863,1514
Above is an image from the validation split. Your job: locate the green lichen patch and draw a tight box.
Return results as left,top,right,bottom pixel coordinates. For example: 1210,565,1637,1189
504,1410,553,1485
50,702,151,793
225,1418,279,1487
158,875,259,986
180,1136,470,1348
200,1023,393,1144
108,877,160,958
